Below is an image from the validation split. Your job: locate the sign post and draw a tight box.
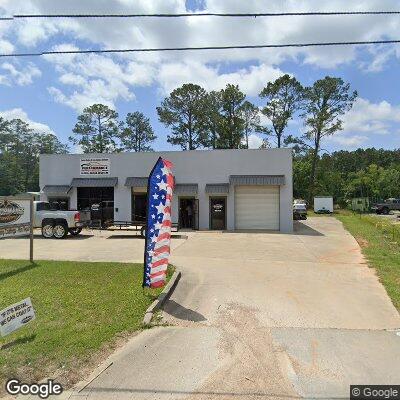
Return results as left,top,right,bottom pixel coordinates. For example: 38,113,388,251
0,195,34,262
30,198,33,263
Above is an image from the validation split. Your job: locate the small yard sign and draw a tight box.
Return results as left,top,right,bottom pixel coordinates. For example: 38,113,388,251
0,298,36,337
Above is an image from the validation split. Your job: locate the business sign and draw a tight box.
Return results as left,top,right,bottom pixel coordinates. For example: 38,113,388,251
80,158,110,176
0,198,31,239
0,298,36,337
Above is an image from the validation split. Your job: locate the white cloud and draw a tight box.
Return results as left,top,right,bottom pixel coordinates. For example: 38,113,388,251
158,61,285,95
329,134,369,147
247,134,264,149
1,0,400,127
0,108,56,135
2,0,400,69
45,49,157,112
343,98,400,135
0,39,13,53
360,46,397,73
0,62,41,86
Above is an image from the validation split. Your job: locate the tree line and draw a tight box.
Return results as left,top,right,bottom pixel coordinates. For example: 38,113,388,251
1,74,399,204
294,148,400,206
0,118,68,196
159,76,359,201
69,75,358,200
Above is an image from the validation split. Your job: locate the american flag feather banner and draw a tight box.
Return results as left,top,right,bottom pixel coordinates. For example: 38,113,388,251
143,157,174,288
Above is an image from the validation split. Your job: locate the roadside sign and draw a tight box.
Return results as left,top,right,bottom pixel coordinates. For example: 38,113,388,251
0,196,34,262
0,298,36,337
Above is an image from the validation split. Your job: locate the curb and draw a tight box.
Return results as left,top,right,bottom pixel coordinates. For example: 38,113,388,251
142,271,181,325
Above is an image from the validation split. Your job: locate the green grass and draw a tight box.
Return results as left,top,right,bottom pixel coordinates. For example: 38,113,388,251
0,259,173,390
336,212,400,311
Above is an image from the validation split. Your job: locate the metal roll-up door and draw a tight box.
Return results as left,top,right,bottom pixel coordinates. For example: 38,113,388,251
235,185,280,230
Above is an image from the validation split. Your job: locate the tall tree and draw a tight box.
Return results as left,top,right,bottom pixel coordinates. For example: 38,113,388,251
0,118,68,195
218,84,246,149
69,104,120,153
121,111,156,152
240,101,261,149
259,74,303,148
302,76,357,200
203,90,222,149
157,84,208,150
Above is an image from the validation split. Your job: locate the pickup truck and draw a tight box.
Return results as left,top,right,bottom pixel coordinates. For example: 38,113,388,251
293,200,307,220
33,201,90,239
371,198,400,215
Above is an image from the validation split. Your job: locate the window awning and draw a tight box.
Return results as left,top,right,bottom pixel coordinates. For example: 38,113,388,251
125,177,148,187
42,185,72,196
205,183,230,194
229,175,285,185
174,184,198,195
71,177,118,187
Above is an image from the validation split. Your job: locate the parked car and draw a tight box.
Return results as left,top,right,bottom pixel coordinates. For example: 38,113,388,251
33,201,90,239
371,198,400,215
293,199,307,220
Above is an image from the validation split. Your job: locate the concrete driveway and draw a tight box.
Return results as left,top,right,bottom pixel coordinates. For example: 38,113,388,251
0,229,186,263
34,218,400,399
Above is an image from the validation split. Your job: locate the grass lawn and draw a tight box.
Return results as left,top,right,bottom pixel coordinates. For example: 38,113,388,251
0,259,173,392
336,212,400,312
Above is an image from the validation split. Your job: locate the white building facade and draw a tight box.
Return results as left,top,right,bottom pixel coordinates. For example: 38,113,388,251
39,149,293,232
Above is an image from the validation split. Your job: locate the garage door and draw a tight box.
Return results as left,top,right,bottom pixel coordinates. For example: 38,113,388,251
235,185,279,230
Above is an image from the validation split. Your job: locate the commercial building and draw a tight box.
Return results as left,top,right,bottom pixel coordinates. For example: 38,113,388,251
39,148,293,232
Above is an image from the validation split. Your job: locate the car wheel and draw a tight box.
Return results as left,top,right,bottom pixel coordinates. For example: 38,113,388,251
382,207,389,215
42,224,54,238
140,226,146,238
69,228,82,236
53,223,68,239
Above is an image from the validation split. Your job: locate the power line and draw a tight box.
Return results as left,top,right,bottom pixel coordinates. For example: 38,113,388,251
1,11,400,20
1,39,399,58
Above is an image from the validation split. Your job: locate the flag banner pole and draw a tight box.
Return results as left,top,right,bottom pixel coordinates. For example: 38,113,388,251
143,157,175,288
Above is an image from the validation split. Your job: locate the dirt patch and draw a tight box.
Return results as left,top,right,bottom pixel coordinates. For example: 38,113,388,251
185,303,300,400
355,236,369,248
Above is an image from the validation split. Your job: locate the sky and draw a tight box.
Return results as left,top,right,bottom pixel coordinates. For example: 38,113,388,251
0,0,400,153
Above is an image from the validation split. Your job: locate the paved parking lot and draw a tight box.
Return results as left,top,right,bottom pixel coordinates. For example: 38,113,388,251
0,229,187,263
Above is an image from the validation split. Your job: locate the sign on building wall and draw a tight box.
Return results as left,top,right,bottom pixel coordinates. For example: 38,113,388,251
80,158,110,176
0,298,36,337
0,198,32,239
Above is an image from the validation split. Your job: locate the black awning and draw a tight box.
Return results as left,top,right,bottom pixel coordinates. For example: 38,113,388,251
71,177,118,187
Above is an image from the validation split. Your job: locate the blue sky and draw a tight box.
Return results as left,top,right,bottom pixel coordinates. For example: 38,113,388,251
0,0,400,153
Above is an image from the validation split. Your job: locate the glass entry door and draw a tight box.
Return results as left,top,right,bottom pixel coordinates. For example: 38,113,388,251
132,193,147,222
179,198,199,230
210,197,226,230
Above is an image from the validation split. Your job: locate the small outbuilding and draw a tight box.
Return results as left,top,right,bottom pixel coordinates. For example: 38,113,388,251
350,197,370,213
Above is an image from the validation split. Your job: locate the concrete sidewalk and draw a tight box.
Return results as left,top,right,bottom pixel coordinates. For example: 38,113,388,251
65,218,400,399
